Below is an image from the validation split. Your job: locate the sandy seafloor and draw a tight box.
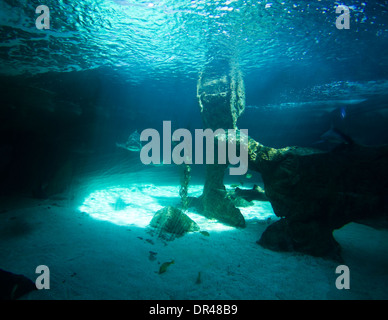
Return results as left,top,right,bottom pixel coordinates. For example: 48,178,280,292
1,164,388,300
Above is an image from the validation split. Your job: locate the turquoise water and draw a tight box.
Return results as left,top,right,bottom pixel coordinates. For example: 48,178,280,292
0,0,388,301
1,1,387,81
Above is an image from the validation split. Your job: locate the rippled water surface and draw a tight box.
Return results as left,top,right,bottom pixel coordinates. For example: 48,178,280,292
1,1,387,84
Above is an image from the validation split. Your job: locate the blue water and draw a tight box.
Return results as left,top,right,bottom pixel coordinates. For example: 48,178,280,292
2,1,388,150
0,0,388,301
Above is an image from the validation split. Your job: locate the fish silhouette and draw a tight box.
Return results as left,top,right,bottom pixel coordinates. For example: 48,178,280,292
116,130,143,152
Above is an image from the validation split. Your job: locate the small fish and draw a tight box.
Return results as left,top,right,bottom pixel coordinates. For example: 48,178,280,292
199,231,210,237
146,238,154,245
116,130,143,152
159,260,174,274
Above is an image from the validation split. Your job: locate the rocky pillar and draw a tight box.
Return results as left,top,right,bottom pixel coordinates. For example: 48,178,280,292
195,59,246,227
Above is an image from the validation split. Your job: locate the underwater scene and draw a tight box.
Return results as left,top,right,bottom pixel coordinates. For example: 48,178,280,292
0,0,388,302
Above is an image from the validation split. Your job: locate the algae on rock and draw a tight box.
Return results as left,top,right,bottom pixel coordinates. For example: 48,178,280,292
179,164,191,212
190,56,388,259
194,58,246,228
249,141,388,260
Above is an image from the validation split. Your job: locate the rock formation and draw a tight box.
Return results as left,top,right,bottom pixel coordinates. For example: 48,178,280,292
193,59,388,259
194,59,246,228
149,206,200,239
248,140,388,259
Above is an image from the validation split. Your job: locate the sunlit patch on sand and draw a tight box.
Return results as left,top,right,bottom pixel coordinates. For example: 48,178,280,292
79,184,276,231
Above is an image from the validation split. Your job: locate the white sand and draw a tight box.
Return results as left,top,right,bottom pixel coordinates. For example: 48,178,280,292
1,165,387,300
